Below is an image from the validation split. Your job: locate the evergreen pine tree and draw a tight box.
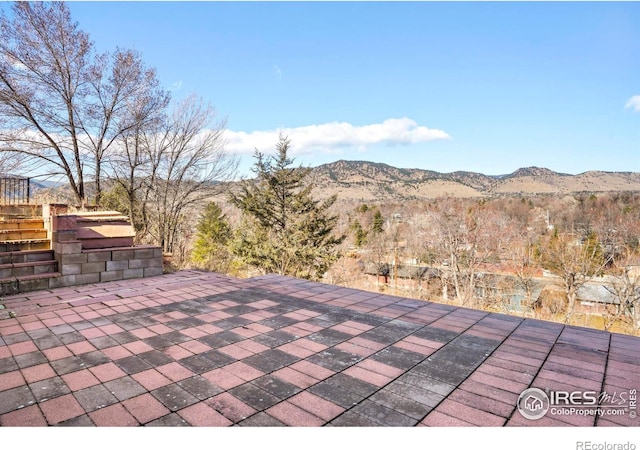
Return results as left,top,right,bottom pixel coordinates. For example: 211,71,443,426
191,202,232,272
229,134,345,280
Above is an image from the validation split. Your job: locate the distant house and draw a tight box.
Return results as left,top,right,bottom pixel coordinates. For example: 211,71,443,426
363,263,440,290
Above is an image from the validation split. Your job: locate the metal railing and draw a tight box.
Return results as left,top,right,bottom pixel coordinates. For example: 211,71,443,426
0,177,30,205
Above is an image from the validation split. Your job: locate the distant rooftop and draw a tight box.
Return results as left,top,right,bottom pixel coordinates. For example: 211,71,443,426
0,270,638,426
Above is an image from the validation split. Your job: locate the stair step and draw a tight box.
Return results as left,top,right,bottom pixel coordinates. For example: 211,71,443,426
0,272,61,296
0,239,50,252
0,219,45,230
0,260,57,278
0,229,47,241
0,249,54,265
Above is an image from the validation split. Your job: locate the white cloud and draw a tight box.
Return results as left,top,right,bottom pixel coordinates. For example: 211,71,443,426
273,65,282,79
171,80,183,91
223,118,450,155
625,95,640,112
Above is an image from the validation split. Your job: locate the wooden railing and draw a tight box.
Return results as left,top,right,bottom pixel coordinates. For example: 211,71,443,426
0,177,30,205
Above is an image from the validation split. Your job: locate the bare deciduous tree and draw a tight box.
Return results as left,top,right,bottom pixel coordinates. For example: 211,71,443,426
0,2,165,205
107,95,237,256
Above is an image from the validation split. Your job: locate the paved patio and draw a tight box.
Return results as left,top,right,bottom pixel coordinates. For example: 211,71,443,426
0,270,638,426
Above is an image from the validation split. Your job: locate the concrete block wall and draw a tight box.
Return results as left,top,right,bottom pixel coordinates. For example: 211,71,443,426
47,205,164,289
52,244,163,288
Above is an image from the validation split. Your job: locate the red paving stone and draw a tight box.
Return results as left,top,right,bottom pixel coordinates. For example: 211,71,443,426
62,369,101,391
0,371,26,391
39,394,85,425
266,401,324,426
90,362,128,383
202,368,246,390
0,404,47,426
89,403,138,426
178,402,232,426
21,363,57,383
132,369,172,390
156,362,194,382
0,270,638,427
206,393,257,422
122,393,170,424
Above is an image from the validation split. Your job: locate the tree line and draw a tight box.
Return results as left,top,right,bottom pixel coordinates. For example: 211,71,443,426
0,2,237,254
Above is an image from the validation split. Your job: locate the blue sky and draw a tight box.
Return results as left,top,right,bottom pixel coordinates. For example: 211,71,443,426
60,2,640,176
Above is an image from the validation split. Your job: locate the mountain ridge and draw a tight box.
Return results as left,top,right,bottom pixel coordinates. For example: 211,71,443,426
307,160,640,201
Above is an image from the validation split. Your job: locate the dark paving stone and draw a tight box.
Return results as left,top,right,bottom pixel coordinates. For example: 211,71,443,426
49,324,76,335
452,334,501,352
104,376,147,401
257,315,299,330
138,350,174,366
349,399,418,426
243,349,299,373
220,316,253,329
51,356,86,376
306,348,362,372
251,375,301,400
143,335,174,350
358,327,410,345
151,383,200,412
412,326,461,344
174,301,214,314
0,357,18,375
411,360,475,385
205,320,237,331
27,329,55,340
57,332,86,345
305,316,341,328
179,355,225,374
70,321,95,331
114,355,153,375
309,380,365,409
198,334,232,349
146,413,190,426
326,373,378,398
30,376,70,402
252,333,289,349
348,314,389,327
429,345,489,367
55,414,95,426
77,351,111,368
386,319,424,333
254,330,296,347
90,318,112,327
177,375,223,400
164,319,193,331
14,351,48,369
227,383,280,411
133,316,158,327
306,329,352,346
330,410,380,426
110,331,139,345
200,350,236,368
73,384,119,412
0,385,35,415
263,305,299,316
393,374,456,398
237,412,285,427
223,305,260,315
370,389,435,420
3,332,30,344
215,330,246,344
370,347,425,370
162,331,193,345
88,336,119,350
33,335,64,350
117,320,146,331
